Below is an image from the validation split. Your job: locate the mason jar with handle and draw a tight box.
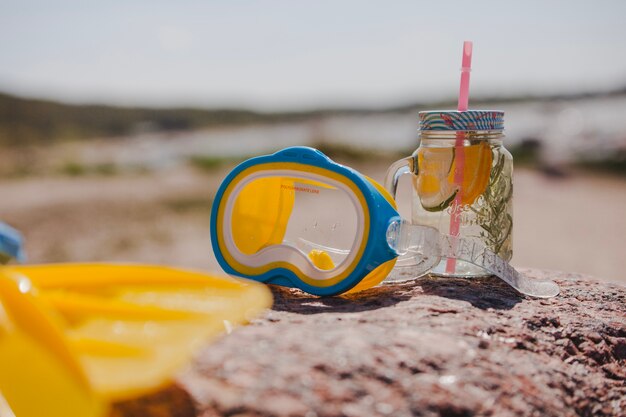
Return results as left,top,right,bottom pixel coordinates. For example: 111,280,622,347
385,110,513,278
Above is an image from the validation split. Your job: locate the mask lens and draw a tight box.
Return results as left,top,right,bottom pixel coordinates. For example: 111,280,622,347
229,174,360,273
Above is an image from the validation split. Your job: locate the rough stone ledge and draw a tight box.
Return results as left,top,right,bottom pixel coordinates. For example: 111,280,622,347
113,269,626,417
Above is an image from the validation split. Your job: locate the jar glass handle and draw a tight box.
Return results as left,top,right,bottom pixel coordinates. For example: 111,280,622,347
384,156,415,199
383,156,440,277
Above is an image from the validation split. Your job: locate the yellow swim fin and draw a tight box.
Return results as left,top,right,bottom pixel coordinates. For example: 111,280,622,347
0,269,103,417
0,264,272,415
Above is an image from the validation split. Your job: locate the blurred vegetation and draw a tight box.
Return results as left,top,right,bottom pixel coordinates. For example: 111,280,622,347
188,155,247,172
575,150,626,176
508,139,542,167
161,196,213,213
312,140,406,162
508,140,626,177
58,161,118,177
58,161,87,176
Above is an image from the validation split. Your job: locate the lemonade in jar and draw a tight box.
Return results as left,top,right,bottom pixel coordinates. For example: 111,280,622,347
386,110,513,277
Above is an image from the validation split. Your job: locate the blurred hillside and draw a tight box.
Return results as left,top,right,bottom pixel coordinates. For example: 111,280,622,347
2,88,625,146
0,92,306,146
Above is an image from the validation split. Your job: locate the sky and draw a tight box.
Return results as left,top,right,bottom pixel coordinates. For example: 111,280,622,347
1,0,625,110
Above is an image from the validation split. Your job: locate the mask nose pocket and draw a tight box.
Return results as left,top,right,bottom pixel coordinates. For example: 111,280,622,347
230,176,295,256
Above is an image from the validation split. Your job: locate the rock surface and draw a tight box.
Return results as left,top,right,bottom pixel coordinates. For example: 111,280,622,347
113,270,625,417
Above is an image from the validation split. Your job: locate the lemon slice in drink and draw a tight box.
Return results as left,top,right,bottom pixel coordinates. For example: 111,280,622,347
454,142,493,206
414,142,493,212
413,147,458,212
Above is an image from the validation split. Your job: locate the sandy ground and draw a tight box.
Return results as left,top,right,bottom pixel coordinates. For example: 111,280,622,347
0,160,624,284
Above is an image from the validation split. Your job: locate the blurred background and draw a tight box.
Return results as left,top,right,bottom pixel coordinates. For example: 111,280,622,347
1,1,624,283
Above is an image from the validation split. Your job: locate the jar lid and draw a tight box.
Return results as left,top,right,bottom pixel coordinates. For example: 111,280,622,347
419,110,504,131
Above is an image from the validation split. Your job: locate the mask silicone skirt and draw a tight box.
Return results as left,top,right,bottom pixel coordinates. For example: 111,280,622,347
210,147,559,298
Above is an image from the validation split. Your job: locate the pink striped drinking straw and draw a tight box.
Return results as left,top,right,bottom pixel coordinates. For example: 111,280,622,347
445,41,473,274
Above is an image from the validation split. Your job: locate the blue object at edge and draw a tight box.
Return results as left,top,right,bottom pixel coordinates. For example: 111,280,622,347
0,222,25,263
210,146,400,296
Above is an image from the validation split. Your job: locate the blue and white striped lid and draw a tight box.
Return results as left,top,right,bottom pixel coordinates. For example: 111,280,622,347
0,222,25,263
419,110,504,131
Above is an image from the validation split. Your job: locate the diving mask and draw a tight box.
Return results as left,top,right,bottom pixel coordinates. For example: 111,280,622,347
210,147,559,298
